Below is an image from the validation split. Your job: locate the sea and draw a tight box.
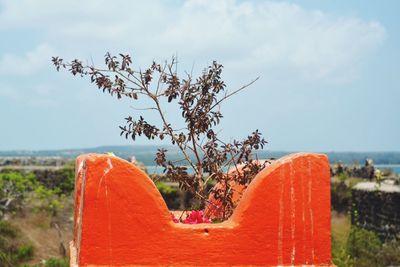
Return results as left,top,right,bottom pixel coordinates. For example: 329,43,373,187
147,165,400,175
375,164,400,174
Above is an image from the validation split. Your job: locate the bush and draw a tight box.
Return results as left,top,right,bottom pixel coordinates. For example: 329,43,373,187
0,172,36,217
332,238,353,267
155,181,181,209
32,185,65,216
16,244,34,261
0,221,34,266
333,226,400,267
380,239,400,266
0,170,71,266
0,221,18,266
346,227,382,267
32,163,75,194
0,170,68,218
156,181,177,195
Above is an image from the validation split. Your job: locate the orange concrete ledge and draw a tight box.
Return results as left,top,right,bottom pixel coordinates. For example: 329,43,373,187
71,153,334,267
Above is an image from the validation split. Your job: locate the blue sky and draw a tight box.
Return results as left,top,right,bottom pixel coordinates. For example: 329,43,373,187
0,0,399,152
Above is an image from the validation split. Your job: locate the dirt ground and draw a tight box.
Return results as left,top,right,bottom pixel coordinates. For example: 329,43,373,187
8,200,74,265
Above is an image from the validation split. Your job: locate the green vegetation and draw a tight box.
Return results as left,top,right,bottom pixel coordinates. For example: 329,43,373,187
155,181,177,195
332,222,400,267
155,181,181,210
25,257,69,267
0,172,36,217
0,167,73,266
33,161,75,194
331,169,400,267
0,170,71,219
0,221,34,266
32,185,66,216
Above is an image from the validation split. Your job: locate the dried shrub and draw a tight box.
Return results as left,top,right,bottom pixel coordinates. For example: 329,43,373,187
53,53,268,220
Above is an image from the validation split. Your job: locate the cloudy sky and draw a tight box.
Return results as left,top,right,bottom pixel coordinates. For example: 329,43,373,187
0,0,399,151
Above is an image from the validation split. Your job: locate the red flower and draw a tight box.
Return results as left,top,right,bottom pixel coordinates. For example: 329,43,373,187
171,213,180,223
171,210,211,224
182,210,211,224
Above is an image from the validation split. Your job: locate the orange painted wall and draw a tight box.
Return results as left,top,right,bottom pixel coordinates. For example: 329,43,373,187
204,159,272,219
71,153,333,267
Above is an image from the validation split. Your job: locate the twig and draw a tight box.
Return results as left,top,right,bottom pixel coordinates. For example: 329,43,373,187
129,106,158,111
209,77,259,112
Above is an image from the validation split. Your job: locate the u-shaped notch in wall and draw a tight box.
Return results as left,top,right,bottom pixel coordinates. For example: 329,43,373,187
71,153,333,267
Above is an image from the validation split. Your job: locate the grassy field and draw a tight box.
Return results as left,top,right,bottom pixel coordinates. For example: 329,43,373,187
332,211,351,245
10,204,73,265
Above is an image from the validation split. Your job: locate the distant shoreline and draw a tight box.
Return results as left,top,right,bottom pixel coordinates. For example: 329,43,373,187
1,145,400,165
375,164,400,174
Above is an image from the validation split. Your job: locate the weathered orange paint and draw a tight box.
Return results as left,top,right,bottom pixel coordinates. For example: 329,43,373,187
71,153,334,267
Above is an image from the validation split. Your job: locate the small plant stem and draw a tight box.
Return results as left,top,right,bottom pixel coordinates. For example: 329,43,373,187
191,134,205,202
208,77,259,112
151,95,198,174
221,176,230,220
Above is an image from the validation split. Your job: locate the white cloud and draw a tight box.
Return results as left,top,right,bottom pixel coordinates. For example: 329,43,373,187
159,1,386,82
0,43,56,76
0,0,386,83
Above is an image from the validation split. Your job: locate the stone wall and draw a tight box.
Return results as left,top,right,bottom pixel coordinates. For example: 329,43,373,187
351,181,400,240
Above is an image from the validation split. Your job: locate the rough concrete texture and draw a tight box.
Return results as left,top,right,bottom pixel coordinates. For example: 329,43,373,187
352,181,400,240
71,153,333,267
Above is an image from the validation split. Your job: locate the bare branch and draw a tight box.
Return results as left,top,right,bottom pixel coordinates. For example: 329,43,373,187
209,76,259,111
129,106,158,111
